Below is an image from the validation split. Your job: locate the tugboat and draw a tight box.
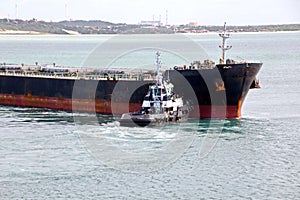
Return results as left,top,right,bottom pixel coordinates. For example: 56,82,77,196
119,52,192,127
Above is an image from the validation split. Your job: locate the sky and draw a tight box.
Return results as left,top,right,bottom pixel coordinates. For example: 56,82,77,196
0,0,299,25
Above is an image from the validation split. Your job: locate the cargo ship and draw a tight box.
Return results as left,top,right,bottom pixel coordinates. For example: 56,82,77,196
0,24,262,119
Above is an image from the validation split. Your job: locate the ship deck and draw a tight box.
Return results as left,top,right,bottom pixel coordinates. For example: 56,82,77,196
0,64,156,81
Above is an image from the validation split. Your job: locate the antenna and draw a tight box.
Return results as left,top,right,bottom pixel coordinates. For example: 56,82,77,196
219,22,232,64
155,52,162,85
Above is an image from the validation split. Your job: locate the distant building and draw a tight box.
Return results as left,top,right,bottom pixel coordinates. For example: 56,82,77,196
140,20,162,27
189,22,198,27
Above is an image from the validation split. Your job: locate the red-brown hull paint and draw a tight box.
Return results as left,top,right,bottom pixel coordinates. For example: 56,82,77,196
0,94,242,119
189,105,242,119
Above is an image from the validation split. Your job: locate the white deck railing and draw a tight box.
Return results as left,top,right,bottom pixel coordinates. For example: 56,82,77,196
0,71,155,81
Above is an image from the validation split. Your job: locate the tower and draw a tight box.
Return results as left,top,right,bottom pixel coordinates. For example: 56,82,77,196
165,10,168,26
15,4,18,19
159,15,161,25
65,1,68,20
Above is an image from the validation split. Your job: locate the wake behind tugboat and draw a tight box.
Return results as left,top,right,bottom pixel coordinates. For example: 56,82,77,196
119,52,192,127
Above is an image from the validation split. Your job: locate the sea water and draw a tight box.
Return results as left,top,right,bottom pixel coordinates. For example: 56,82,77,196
0,32,299,199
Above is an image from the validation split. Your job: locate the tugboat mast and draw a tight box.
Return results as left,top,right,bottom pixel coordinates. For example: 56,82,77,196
155,51,163,85
219,22,232,64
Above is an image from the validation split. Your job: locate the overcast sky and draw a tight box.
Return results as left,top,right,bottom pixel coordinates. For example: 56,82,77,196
0,0,299,25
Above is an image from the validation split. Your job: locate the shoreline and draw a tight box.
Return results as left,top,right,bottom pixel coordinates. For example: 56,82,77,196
0,30,50,35
1,29,300,36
